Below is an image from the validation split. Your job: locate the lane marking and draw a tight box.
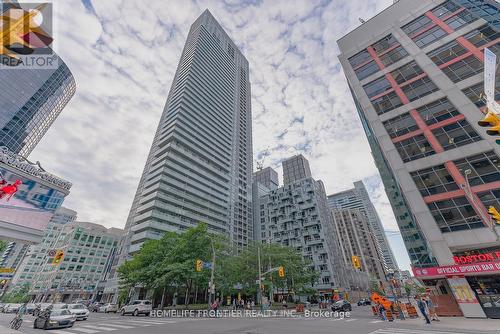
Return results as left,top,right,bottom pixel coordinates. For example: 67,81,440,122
70,328,100,333
98,323,135,329
345,318,357,322
80,324,118,331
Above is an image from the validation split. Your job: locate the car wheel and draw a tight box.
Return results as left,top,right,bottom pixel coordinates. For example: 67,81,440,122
121,309,125,316
133,309,138,317
146,312,150,317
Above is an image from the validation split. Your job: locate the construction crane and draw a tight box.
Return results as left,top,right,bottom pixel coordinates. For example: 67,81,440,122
256,146,270,171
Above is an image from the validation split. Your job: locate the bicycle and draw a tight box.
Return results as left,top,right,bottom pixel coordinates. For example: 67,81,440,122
10,313,23,330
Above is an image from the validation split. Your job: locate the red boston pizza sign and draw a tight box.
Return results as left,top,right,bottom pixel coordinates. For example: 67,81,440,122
453,252,500,264
413,260,500,278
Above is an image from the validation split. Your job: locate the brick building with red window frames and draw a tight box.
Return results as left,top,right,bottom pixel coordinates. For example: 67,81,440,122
338,0,500,319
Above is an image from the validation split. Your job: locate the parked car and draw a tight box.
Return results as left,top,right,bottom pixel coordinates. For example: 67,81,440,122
357,299,372,306
331,300,352,312
89,302,104,312
120,300,152,316
68,304,89,320
99,303,118,313
33,308,76,329
4,303,22,313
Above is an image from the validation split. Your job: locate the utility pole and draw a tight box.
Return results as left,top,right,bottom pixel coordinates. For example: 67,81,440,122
258,246,262,309
208,241,216,306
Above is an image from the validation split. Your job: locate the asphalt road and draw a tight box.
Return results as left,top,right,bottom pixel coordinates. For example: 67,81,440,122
0,306,494,334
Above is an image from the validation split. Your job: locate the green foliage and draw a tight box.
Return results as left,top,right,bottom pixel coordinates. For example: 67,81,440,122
1,283,30,303
118,224,320,304
0,239,7,254
370,279,384,295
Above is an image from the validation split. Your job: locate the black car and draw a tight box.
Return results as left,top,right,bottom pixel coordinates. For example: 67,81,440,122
357,299,372,306
331,300,352,312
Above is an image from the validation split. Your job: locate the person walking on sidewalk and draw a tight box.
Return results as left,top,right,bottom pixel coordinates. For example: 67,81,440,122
416,296,430,324
378,303,387,321
425,296,440,322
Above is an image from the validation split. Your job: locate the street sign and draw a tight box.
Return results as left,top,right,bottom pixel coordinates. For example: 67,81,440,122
47,249,56,257
0,268,14,273
484,48,500,114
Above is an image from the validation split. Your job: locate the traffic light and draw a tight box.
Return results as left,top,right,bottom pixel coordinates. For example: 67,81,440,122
53,250,64,265
352,255,361,269
478,110,500,144
195,259,203,272
278,266,285,278
488,206,500,225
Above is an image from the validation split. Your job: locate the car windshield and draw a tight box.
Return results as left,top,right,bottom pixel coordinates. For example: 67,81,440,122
51,309,71,316
70,304,85,309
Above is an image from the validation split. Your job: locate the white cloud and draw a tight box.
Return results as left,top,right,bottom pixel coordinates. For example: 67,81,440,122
29,0,411,270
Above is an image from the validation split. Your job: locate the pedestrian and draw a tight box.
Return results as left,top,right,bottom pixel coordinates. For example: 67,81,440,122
379,303,387,321
251,300,255,309
425,296,440,322
416,296,430,324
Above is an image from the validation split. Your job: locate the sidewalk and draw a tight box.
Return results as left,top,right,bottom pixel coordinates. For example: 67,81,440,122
402,316,500,332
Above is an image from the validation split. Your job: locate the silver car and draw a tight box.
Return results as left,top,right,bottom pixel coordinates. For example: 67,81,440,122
68,303,89,320
99,303,118,313
34,309,76,329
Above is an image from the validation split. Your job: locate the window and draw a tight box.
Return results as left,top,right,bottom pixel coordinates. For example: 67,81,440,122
402,15,433,37
444,10,477,30
372,91,403,115
478,190,500,213
432,119,482,150
391,61,424,84
354,60,380,80
363,76,392,98
462,79,500,107
464,25,500,48
394,134,435,162
401,77,438,102
348,50,372,69
431,1,460,18
428,41,468,66
454,151,500,186
380,45,408,66
383,113,418,138
440,55,483,83
414,26,447,48
428,196,483,233
411,164,459,196
371,34,399,54
417,98,460,125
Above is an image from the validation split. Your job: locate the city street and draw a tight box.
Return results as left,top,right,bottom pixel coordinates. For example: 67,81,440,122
0,307,497,334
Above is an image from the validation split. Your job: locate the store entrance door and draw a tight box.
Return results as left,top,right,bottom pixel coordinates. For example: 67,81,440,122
467,276,500,319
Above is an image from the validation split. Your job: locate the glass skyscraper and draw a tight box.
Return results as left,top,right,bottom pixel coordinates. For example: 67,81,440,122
122,10,253,255
0,3,76,157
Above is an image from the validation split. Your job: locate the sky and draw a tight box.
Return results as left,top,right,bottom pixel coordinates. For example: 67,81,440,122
29,0,412,271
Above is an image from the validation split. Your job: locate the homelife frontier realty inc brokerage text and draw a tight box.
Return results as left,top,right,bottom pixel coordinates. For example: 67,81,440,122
151,310,351,318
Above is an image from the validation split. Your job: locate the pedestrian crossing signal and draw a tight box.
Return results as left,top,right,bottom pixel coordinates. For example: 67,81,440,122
278,266,285,278
195,259,203,272
53,250,64,265
488,206,500,225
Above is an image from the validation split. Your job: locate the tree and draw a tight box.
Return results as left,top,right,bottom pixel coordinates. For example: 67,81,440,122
1,283,30,303
0,239,7,254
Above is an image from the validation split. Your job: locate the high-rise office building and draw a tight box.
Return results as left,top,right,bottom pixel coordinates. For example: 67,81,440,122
0,3,76,157
282,154,312,185
332,209,386,282
338,0,499,318
254,167,279,190
122,10,253,256
327,181,398,272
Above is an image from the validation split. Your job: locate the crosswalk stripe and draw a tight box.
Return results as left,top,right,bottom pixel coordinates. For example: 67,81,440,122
70,328,100,333
80,324,118,331
370,320,384,323
374,328,474,334
98,323,135,329
122,319,169,324
330,318,343,321
49,330,76,334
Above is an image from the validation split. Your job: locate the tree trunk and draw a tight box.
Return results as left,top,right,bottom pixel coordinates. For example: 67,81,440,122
160,286,166,309
194,285,198,304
